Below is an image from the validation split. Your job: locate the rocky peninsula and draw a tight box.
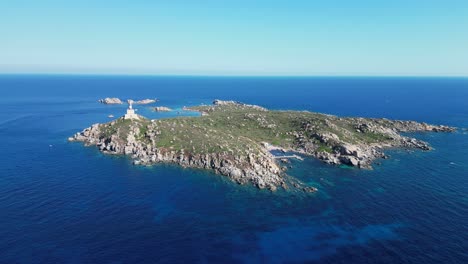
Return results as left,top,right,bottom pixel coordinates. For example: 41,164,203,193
70,100,455,191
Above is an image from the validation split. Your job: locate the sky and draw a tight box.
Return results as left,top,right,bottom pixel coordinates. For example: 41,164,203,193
1,0,468,76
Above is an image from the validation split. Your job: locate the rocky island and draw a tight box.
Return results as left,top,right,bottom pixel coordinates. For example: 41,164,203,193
70,100,455,191
98,97,123,104
134,99,157,105
98,98,157,105
153,106,172,112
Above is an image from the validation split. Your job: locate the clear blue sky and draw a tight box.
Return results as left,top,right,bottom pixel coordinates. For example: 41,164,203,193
1,0,468,76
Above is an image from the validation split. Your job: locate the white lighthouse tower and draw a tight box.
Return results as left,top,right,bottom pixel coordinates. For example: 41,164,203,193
124,100,139,120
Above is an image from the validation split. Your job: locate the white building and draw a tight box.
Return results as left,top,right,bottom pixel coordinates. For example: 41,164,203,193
124,101,139,120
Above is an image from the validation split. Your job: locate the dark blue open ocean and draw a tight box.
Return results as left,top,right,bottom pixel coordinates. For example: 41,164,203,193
0,75,467,264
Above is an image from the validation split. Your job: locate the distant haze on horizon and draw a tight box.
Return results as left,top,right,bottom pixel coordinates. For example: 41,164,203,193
1,0,468,76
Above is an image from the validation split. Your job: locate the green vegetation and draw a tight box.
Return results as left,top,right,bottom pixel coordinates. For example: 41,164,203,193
317,145,333,153
101,118,151,143
101,118,132,138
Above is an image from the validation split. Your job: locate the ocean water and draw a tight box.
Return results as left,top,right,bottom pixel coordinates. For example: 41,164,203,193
0,75,467,264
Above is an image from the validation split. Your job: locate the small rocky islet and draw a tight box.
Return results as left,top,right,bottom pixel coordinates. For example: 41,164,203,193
153,106,172,112
98,97,123,104
98,97,157,105
70,99,456,192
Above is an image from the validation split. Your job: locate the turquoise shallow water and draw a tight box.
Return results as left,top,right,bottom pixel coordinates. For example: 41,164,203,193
0,76,467,263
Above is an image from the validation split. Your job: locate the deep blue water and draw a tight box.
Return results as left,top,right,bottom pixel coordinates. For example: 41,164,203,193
0,75,467,264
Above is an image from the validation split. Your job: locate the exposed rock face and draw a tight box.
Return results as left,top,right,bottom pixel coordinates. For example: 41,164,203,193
134,99,157,105
153,106,172,112
98,98,123,104
70,100,456,192
290,117,454,169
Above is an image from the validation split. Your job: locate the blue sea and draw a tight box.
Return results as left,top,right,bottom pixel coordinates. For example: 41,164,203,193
0,75,467,264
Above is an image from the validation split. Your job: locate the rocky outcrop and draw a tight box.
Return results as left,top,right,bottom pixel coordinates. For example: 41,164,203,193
379,119,456,133
134,99,157,105
290,118,453,169
153,106,172,112
98,98,123,104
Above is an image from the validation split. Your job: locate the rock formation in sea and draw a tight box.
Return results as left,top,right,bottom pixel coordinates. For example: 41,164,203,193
153,106,172,112
98,98,123,104
133,99,157,105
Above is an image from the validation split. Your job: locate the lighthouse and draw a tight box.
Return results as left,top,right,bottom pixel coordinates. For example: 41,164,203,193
124,100,139,120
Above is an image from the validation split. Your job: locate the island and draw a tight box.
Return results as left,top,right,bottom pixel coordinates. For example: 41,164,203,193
98,98,157,105
153,106,172,112
98,97,123,104
134,99,158,105
69,100,455,191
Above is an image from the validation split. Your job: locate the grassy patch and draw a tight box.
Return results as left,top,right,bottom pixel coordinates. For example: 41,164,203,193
317,145,333,153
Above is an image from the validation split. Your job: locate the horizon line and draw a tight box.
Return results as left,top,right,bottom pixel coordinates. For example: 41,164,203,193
1,72,468,79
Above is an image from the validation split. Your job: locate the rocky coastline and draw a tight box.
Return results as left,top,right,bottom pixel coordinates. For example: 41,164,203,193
70,100,456,192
